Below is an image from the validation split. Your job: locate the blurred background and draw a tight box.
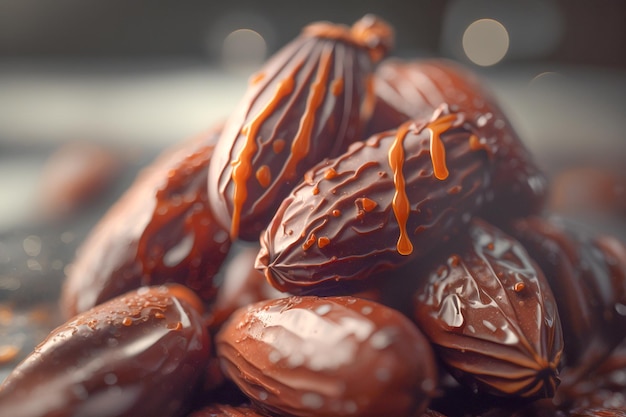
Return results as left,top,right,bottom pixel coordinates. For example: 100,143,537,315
0,0,625,378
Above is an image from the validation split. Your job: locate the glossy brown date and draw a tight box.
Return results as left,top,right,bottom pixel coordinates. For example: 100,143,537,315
257,109,493,293
412,219,563,399
216,296,437,417
369,58,547,221
0,284,210,417
506,216,626,387
208,15,393,241
61,124,231,318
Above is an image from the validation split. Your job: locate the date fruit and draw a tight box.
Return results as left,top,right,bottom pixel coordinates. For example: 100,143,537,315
62,124,231,317
0,284,210,417
412,219,563,399
216,296,437,417
258,109,493,293
208,15,393,241
369,58,547,220
507,216,626,386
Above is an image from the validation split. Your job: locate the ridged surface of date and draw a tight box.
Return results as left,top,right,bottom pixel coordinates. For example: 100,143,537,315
0,284,210,417
507,216,626,385
62,124,230,317
208,15,393,240
257,112,492,293
370,58,547,220
413,219,563,399
216,296,437,417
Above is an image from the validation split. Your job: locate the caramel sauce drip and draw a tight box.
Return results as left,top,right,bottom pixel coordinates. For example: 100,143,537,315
330,78,344,96
230,75,297,239
302,16,393,62
317,236,331,248
426,113,457,180
249,72,265,86
324,167,338,180
272,139,286,154
255,165,272,188
283,47,333,182
469,134,492,158
388,121,414,256
302,233,317,250
356,197,377,212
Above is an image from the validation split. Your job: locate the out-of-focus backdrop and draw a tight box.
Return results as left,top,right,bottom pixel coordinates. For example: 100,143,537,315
0,0,625,379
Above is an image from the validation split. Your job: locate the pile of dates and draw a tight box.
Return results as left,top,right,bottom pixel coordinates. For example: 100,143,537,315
1,14,625,417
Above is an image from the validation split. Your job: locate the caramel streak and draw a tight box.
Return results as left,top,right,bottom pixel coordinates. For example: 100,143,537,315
388,121,414,255
282,45,334,181
230,75,298,239
426,114,457,180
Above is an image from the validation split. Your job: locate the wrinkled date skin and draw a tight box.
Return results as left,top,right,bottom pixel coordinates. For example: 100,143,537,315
61,124,231,317
369,58,547,220
0,284,210,417
258,110,493,293
216,296,437,417
506,216,626,388
208,15,394,241
412,219,563,399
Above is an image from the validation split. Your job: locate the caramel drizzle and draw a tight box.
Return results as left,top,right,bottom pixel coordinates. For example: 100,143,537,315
388,121,414,256
388,114,459,255
282,47,333,181
230,75,297,239
428,113,458,180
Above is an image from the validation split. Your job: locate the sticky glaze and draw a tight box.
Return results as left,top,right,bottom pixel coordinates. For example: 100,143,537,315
61,124,230,318
257,110,491,293
216,296,437,417
208,15,393,241
0,285,210,417
412,219,563,399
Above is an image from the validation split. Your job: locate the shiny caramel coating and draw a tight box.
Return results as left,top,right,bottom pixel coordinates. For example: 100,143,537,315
216,296,437,417
208,15,393,241
258,110,493,293
413,219,563,399
61,124,231,318
0,285,210,417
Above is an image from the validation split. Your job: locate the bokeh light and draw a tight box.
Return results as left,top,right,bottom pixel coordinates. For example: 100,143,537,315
221,28,267,70
462,18,509,66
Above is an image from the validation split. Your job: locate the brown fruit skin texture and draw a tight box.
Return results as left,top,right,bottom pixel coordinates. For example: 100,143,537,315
208,16,393,241
0,284,211,417
215,296,438,417
412,219,563,399
257,111,492,293
369,58,547,221
506,216,626,390
188,404,268,417
61,124,231,318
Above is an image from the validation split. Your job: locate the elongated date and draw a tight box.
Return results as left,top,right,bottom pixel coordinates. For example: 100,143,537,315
0,284,210,417
507,216,626,387
208,15,394,241
412,219,563,399
257,109,493,293
216,296,437,417
62,124,231,318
